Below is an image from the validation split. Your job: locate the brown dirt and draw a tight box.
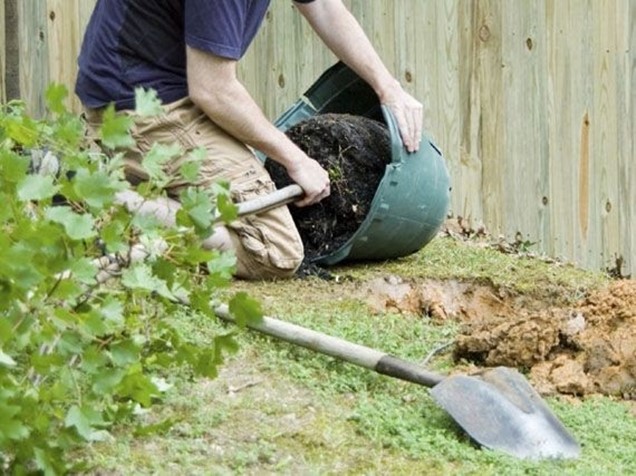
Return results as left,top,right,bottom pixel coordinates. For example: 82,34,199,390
362,277,636,399
529,280,636,398
265,113,391,262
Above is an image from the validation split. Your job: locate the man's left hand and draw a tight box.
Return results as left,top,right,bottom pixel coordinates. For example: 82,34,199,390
379,82,424,153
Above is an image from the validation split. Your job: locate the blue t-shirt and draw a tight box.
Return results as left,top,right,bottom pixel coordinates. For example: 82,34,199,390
76,0,315,110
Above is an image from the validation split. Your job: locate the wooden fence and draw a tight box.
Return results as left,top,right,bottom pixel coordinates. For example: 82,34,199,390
2,0,635,276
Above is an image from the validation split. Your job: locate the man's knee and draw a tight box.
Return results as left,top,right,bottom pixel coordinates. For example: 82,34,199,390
230,227,304,280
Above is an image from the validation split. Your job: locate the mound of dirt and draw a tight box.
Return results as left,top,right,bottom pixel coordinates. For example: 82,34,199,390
454,280,636,399
265,113,391,262
362,276,636,399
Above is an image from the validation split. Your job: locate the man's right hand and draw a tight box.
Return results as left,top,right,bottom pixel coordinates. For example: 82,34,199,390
285,155,331,207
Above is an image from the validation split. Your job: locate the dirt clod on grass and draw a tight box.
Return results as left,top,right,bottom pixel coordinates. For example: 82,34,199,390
265,113,391,262
529,280,636,399
363,277,636,399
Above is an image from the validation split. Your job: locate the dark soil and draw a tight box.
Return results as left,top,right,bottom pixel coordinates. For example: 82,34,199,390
266,113,391,262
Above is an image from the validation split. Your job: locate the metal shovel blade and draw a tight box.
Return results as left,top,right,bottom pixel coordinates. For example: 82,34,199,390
430,367,581,459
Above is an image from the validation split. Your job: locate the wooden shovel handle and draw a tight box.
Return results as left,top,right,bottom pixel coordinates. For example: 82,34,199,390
214,304,444,388
236,184,304,217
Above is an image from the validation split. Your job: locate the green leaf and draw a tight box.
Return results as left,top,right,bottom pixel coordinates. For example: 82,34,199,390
110,339,140,367
179,160,201,183
101,218,127,253
176,188,214,235
80,345,109,374
73,168,124,209
100,104,135,149
117,368,159,407
68,257,98,284
228,292,263,327
0,403,30,440
0,148,29,183
189,290,215,318
34,447,65,476
52,114,85,148
214,333,240,356
3,256,44,291
17,174,59,201
58,331,85,355
92,368,126,394
187,203,213,230
99,296,125,328
216,193,238,223
206,251,236,287
50,279,83,301
45,206,97,240
131,211,162,233
0,196,10,224
180,147,205,182
45,83,69,115
79,309,110,338
4,114,38,146
142,142,181,183
121,263,175,300
0,348,16,367
65,405,107,441
134,87,163,117
180,245,215,266
194,349,221,378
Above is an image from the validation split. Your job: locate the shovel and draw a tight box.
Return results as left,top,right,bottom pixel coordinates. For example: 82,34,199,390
214,304,581,460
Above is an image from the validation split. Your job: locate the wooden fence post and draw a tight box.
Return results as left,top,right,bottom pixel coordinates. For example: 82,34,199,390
3,0,21,102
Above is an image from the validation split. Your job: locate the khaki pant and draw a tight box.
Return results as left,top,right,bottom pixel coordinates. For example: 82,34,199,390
84,97,304,279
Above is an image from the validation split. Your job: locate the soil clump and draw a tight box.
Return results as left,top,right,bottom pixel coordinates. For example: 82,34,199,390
362,276,636,399
265,113,391,262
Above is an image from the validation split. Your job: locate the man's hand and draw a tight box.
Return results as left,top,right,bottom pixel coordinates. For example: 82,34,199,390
285,155,331,207
378,81,424,153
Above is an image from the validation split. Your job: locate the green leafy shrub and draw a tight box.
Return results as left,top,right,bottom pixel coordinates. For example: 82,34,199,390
0,85,261,474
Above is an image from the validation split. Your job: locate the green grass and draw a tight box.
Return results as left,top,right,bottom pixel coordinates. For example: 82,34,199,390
78,236,634,475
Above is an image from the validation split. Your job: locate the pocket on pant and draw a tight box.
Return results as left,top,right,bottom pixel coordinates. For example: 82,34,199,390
231,179,276,264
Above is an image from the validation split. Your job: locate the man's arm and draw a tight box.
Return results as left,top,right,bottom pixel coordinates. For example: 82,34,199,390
186,46,330,207
294,0,424,153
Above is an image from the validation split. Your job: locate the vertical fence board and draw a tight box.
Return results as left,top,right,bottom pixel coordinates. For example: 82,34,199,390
548,0,594,264
613,0,635,276
434,0,460,216
475,0,505,232
77,0,97,31
47,0,80,112
628,1,636,275
44,0,96,111
575,0,597,267
456,1,484,223
240,3,336,121
589,0,618,271
501,0,549,247
4,0,20,102
17,0,49,116
401,0,436,133
0,0,5,104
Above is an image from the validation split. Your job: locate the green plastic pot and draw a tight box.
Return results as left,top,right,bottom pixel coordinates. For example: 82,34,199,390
266,62,451,265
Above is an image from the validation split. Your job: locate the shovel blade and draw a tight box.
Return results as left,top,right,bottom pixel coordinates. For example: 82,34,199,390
430,367,581,460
